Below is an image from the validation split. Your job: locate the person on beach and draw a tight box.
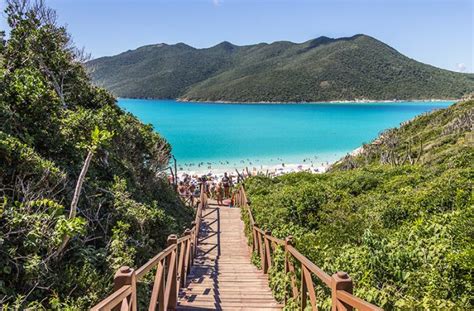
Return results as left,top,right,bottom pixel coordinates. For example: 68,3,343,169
216,182,224,206
195,176,207,208
178,181,187,198
206,178,213,197
188,183,196,206
199,176,207,192
209,182,216,199
222,172,231,198
192,184,200,206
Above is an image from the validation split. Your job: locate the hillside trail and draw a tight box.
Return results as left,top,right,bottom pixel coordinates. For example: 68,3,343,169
177,199,282,310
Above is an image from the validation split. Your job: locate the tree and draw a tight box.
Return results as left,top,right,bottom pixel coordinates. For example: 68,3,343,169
0,1,187,309
56,126,113,256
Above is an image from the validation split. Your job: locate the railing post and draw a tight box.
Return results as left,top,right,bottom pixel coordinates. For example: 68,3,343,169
263,229,272,273
191,221,197,257
167,234,178,310
252,227,257,252
177,237,186,289
284,236,292,271
247,198,256,252
331,271,353,311
200,181,207,209
284,236,294,303
113,266,137,311
183,229,192,287
256,227,266,273
301,264,307,311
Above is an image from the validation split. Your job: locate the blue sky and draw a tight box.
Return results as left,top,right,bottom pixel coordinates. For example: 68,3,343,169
1,0,473,72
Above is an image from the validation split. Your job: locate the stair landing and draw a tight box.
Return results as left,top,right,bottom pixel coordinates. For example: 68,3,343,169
177,200,282,311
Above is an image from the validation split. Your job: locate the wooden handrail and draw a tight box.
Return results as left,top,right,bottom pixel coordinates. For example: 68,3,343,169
235,184,382,311
286,244,332,286
266,234,285,245
135,245,175,279
91,285,132,311
91,183,208,311
337,290,383,311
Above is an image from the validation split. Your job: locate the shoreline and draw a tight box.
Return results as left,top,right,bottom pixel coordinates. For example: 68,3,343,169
174,144,370,178
175,162,332,178
119,97,459,105
174,153,346,178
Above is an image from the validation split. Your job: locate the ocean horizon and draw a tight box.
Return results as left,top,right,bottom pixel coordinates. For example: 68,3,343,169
118,98,454,173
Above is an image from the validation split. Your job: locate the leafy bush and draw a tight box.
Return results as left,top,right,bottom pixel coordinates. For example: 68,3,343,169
0,1,192,309
244,100,473,309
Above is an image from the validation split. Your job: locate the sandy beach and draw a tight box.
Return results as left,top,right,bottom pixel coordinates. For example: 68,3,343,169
176,162,331,178
172,151,350,180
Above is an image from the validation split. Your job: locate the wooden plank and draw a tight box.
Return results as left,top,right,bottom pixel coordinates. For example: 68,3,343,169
177,235,192,244
91,285,132,311
267,234,285,245
183,238,191,286
258,231,267,273
287,260,299,299
303,265,318,311
135,245,175,279
287,245,332,287
336,290,383,311
148,261,164,311
301,264,307,310
163,249,177,310
264,232,272,272
336,300,348,311
177,239,186,287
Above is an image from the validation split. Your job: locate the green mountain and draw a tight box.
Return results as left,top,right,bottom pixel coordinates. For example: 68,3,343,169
87,35,474,102
242,99,473,308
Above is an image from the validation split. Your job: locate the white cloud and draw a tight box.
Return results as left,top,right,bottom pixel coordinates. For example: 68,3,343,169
213,0,221,6
456,63,467,72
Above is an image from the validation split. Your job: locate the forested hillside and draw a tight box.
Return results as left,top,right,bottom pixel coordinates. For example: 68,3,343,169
87,35,474,102
0,2,191,309
243,100,473,309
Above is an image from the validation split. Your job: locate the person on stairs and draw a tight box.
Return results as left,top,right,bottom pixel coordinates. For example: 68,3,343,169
222,172,231,198
216,182,224,206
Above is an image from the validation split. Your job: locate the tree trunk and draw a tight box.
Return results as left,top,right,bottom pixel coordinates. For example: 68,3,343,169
56,150,94,256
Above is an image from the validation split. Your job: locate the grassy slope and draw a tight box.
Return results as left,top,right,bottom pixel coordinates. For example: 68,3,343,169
243,100,473,309
87,35,474,102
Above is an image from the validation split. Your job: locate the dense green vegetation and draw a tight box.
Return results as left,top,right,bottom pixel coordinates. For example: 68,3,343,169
88,35,474,102
0,2,191,309
243,100,473,309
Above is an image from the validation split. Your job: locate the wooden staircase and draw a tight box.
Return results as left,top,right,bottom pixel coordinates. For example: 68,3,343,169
91,185,382,311
177,200,282,310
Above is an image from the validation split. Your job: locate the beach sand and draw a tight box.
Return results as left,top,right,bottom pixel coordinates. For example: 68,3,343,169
172,146,368,179
178,162,330,178
175,157,339,179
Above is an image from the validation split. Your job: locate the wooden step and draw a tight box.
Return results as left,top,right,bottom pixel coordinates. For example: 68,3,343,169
178,199,281,310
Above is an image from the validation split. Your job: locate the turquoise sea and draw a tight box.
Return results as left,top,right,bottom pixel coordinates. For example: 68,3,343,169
118,99,453,172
